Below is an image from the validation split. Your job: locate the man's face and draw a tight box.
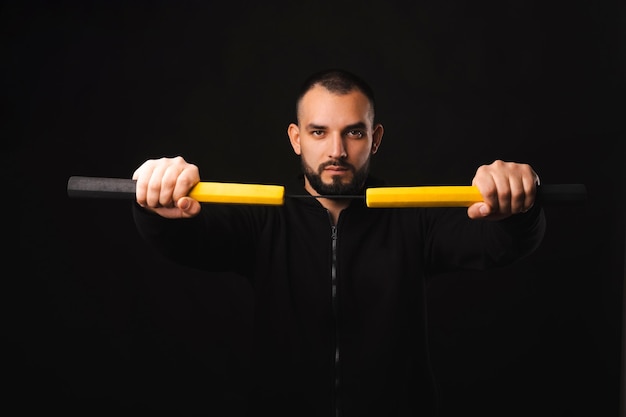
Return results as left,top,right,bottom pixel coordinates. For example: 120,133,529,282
287,85,383,196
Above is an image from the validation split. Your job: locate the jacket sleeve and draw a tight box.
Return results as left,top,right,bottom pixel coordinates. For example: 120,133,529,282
424,202,547,273
132,202,261,276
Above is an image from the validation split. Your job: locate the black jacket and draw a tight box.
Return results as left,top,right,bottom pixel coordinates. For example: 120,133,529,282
133,176,546,417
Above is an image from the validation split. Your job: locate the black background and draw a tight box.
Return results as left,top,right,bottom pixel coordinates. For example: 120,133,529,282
5,1,625,416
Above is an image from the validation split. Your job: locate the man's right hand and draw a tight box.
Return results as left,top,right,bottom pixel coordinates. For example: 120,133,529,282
132,156,202,218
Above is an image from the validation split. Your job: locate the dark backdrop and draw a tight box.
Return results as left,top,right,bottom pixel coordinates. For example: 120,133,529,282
5,1,625,416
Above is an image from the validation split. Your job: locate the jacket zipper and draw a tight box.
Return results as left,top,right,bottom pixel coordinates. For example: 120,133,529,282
330,223,340,417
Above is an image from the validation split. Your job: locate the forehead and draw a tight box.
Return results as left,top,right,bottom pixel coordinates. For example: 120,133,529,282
298,85,373,127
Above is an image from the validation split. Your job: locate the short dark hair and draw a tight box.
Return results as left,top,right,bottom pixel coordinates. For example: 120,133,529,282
295,68,376,123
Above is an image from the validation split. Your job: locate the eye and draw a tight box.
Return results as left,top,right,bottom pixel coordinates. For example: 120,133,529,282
347,130,365,139
310,130,325,137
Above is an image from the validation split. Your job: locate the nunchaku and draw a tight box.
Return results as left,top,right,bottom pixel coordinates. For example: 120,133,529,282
67,176,587,207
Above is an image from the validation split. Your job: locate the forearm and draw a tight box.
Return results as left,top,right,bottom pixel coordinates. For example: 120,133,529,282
496,201,546,257
132,203,251,273
426,203,546,272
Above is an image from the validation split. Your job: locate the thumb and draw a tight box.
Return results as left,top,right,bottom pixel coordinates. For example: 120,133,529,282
177,197,201,218
467,202,491,220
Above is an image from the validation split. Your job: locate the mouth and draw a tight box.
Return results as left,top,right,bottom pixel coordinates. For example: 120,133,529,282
323,166,351,181
324,165,349,172
321,160,352,174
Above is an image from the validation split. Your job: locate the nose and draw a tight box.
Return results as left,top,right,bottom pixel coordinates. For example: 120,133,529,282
329,132,347,159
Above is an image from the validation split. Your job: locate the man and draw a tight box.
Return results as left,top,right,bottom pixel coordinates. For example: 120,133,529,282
132,68,545,416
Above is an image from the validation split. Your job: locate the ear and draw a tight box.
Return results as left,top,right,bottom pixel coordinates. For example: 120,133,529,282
287,123,302,155
371,123,384,154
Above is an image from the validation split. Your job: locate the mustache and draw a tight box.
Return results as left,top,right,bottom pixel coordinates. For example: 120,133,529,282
318,159,354,172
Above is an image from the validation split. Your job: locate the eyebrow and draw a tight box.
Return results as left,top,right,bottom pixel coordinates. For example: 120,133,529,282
305,122,368,131
343,122,367,131
306,123,327,130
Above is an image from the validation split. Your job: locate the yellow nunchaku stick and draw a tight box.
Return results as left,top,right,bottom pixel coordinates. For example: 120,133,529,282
186,181,286,205
365,186,485,208
189,183,484,207
67,176,586,207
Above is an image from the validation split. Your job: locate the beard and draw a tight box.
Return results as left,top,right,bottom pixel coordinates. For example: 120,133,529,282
301,157,370,196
